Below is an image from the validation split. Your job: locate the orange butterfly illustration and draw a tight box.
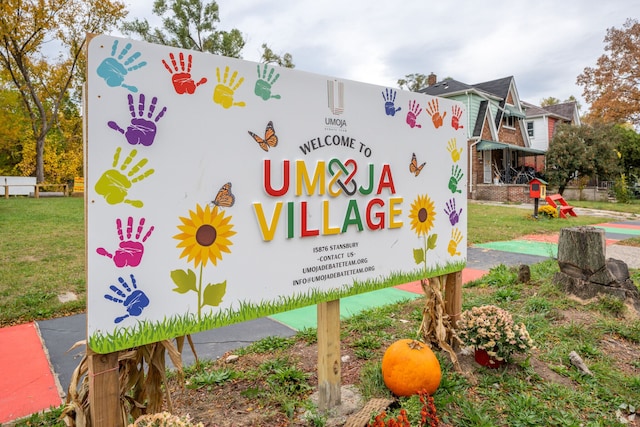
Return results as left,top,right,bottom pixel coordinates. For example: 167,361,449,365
212,182,235,207
409,152,426,177
248,121,278,151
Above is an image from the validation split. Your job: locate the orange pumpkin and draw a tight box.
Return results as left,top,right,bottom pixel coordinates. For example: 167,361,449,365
381,339,441,397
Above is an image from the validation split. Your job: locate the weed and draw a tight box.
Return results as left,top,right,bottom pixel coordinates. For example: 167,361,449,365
239,335,295,354
187,368,237,389
591,295,626,317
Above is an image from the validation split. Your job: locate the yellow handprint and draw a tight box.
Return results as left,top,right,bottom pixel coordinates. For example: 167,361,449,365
94,148,154,208
447,227,463,257
213,66,246,109
447,138,463,163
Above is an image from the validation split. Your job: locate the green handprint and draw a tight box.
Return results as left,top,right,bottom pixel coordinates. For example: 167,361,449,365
95,147,154,208
254,64,281,100
448,165,464,194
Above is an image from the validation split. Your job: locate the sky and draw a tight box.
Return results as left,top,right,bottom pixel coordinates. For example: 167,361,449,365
123,0,640,111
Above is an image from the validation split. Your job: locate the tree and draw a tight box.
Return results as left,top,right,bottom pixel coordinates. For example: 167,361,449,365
260,43,294,68
397,73,429,91
540,97,561,107
577,19,640,126
616,125,640,179
0,83,31,175
121,0,245,57
122,0,294,67
545,123,621,194
0,0,127,182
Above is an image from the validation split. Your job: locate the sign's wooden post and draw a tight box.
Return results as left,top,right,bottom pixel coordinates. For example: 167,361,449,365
317,299,341,411
444,271,463,328
88,349,123,427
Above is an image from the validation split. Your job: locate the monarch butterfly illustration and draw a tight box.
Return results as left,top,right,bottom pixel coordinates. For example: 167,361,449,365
212,182,235,207
409,152,426,177
248,121,278,151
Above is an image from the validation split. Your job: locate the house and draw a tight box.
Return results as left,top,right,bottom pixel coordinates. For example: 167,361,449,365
522,100,581,171
420,74,545,202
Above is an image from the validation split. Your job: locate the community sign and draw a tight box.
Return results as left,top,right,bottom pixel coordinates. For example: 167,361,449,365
85,35,467,353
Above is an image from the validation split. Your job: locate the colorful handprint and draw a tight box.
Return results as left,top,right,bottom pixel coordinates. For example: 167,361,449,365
451,105,464,130
406,100,422,128
104,274,150,323
108,94,167,146
255,64,281,100
213,66,246,109
444,198,462,226
96,216,155,267
382,88,401,116
447,138,463,163
425,98,447,128
447,228,463,257
448,165,464,194
96,40,147,92
162,52,207,94
94,147,154,208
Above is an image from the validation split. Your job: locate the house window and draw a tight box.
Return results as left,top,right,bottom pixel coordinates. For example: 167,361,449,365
527,122,534,137
503,115,515,128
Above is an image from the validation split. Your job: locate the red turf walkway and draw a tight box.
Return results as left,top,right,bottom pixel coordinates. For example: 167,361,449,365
0,322,61,424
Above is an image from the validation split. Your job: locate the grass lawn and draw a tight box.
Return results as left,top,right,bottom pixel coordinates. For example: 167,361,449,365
6,197,640,426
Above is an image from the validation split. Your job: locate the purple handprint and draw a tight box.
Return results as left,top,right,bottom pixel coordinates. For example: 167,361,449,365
444,198,463,226
104,274,150,323
406,100,422,128
97,217,155,267
96,40,147,92
382,88,401,116
108,94,167,146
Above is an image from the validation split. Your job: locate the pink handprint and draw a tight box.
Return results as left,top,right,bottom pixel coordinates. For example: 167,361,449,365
108,94,167,146
406,100,422,128
97,217,154,267
451,105,464,130
162,52,207,94
425,98,447,128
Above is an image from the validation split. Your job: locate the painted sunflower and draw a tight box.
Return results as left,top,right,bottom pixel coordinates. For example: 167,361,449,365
409,194,436,236
174,204,236,267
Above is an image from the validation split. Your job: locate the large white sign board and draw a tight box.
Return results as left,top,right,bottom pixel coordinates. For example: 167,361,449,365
86,35,467,353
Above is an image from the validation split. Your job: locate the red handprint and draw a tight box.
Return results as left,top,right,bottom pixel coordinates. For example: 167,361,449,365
162,52,207,94
451,105,464,130
425,98,447,128
96,217,155,267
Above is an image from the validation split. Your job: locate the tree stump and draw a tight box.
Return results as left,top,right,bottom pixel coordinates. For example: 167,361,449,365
555,226,640,313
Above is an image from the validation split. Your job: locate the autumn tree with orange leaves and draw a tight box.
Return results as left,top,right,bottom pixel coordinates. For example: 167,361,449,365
0,0,127,183
577,19,640,126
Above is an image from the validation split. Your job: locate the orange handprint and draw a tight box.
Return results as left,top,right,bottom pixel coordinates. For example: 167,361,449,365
425,99,447,129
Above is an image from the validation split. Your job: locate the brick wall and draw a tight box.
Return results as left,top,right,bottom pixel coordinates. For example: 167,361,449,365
474,184,531,203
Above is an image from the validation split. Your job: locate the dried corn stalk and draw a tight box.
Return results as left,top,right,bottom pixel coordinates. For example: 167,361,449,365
61,335,195,426
418,277,462,372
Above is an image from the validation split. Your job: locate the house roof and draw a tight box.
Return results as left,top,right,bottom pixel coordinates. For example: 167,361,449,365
419,78,473,96
472,76,514,101
521,101,549,118
543,102,577,121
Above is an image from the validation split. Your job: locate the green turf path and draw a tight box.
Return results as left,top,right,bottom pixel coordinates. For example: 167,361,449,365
269,287,421,330
594,225,640,236
474,240,558,258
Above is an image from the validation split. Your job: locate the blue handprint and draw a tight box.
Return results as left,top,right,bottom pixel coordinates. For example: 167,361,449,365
448,165,464,194
381,88,401,116
108,94,167,146
444,198,463,226
104,274,150,323
255,64,281,100
96,40,147,92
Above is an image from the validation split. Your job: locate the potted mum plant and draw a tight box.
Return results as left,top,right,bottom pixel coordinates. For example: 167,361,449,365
457,304,535,368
